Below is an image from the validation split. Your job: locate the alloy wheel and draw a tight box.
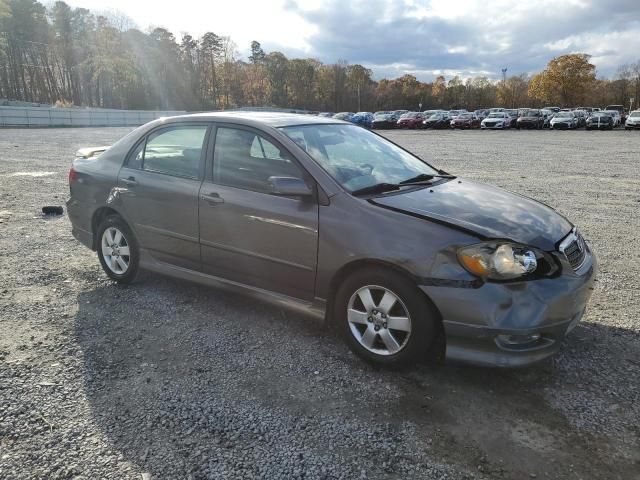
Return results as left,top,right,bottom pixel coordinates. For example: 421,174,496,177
347,285,412,356
101,227,130,275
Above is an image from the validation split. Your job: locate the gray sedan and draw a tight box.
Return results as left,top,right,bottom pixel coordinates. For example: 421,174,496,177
67,112,596,367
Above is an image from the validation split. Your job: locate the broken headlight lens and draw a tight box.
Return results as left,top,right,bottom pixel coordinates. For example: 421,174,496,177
457,242,544,281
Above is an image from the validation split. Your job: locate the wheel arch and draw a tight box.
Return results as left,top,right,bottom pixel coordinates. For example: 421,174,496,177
91,206,129,250
325,259,443,325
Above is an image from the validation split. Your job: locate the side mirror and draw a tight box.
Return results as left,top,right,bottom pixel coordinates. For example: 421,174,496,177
268,176,313,196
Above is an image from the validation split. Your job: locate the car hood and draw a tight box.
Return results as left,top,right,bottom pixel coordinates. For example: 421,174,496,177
370,179,572,251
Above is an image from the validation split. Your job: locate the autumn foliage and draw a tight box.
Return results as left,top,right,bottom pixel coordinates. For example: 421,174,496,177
1,1,639,111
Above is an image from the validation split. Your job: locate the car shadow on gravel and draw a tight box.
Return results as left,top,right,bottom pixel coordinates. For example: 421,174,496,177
73,273,640,479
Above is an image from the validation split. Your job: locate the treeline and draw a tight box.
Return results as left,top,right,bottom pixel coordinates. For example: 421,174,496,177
1,0,639,111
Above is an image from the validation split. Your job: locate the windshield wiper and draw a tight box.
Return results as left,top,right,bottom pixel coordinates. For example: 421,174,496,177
351,183,401,196
399,172,456,184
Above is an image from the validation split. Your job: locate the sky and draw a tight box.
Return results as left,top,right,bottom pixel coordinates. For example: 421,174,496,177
64,0,640,81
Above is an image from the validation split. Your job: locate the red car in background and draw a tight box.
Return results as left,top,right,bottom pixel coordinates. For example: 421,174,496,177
397,112,424,129
450,112,481,129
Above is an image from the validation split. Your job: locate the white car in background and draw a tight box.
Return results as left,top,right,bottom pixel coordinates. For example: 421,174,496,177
481,112,511,129
625,110,640,130
602,110,621,127
550,111,578,129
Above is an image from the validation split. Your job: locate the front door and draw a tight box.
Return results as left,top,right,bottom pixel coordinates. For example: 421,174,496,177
117,123,210,270
199,126,319,300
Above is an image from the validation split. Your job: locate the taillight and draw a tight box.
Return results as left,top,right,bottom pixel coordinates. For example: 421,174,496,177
68,167,78,185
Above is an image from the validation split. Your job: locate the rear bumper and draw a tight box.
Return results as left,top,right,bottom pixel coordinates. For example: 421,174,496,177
420,253,597,367
66,197,94,250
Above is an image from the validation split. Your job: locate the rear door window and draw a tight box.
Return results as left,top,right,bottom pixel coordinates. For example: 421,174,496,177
142,125,208,178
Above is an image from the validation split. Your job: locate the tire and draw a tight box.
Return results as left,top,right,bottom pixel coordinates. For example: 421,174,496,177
334,267,438,367
96,215,140,284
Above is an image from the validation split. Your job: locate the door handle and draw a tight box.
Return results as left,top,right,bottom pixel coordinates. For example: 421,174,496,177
121,176,138,186
201,192,224,205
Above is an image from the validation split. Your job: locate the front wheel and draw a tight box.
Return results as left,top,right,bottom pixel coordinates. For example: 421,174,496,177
334,268,439,367
96,215,140,284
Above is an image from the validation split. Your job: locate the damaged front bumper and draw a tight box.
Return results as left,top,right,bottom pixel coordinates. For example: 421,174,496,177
420,252,597,367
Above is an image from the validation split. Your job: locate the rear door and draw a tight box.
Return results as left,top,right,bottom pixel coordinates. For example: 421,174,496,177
198,125,319,300
117,123,210,270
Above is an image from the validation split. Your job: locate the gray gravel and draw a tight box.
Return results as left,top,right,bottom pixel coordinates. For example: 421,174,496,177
0,127,639,480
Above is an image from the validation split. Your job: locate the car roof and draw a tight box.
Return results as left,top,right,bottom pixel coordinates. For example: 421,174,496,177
167,111,346,128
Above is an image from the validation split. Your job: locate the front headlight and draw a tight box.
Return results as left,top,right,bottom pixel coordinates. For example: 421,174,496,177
458,242,549,281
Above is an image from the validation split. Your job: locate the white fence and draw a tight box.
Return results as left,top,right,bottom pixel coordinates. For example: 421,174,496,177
0,106,186,127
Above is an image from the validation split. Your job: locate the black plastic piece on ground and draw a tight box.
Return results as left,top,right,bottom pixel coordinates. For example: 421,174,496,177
42,206,63,215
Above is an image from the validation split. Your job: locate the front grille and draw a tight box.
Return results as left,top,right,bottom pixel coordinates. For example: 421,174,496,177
485,121,496,127
560,230,587,271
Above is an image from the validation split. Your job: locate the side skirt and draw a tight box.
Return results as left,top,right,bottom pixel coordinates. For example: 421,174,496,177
139,249,327,321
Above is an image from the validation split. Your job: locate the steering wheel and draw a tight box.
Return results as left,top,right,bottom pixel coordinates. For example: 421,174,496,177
360,163,374,175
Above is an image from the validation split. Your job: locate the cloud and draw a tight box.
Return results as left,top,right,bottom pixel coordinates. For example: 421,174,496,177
66,0,640,80
278,0,640,80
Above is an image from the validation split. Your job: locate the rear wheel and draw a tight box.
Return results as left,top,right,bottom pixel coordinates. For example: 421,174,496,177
334,268,438,367
96,215,140,284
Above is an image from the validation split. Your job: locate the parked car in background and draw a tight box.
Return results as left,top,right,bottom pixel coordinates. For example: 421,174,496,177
422,112,450,129
397,112,425,129
318,112,334,118
489,108,505,113
450,112,480,129
392,110,409,119
605,105,626,123
572,110,587,128
448,110,467,120
516,109,544,129
67,111,596,367
541,110,554,128
550,111,577,129
586,112,614,130
543,106,561,113
333,112,355,122
372,112,399,129
624,110,640,130
481,112,511,129
602,110,621,127
474,109,489,120
505,109,519,127
351,112,374,129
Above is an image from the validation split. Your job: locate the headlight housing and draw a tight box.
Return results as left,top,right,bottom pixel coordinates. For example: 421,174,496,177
457,242,555,281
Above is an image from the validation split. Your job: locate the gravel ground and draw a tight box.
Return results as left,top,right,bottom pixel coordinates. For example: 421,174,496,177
0,127,639,480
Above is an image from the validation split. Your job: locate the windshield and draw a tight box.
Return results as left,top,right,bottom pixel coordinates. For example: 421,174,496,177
280,124,439,193
488,113,504,118
630,112,640,118
591,113,610,118
556,112,573,118
401,113,420,119
428,114,442,119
